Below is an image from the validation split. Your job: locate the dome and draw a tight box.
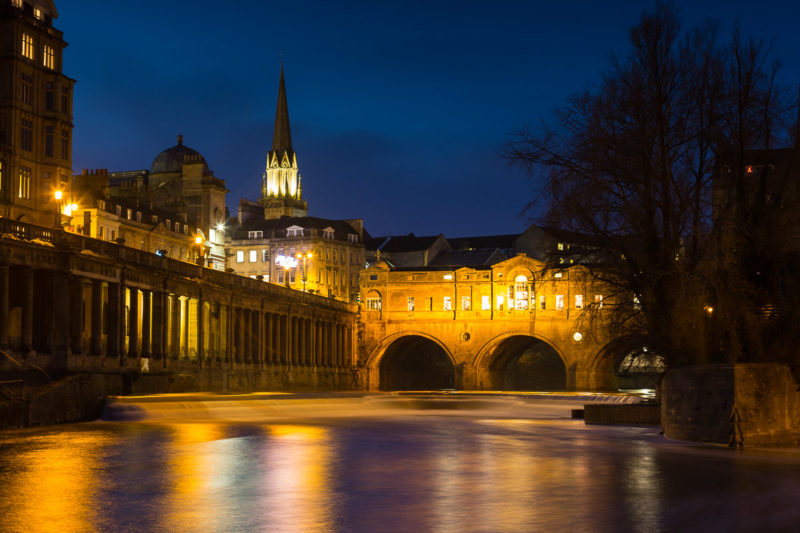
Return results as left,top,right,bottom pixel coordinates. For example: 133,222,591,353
150,134,209,174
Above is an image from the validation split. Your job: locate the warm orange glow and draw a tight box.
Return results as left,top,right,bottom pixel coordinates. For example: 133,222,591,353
54,189,63,200
704,305,714,315
194,236,202,244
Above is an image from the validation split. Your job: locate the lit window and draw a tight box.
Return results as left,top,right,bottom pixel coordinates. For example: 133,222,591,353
539,294,546,310
408,297,415,311
18,166,31,199
21,34,33,60
348,234,358,243
249,250,257,263
497,295,504,310
262,249,270,262
554,272,563,278
594,294,603,309
287,227,303,237
152,215,158,224
11,0,22,8
514,275,529,310
136,212,142,222
443,274,453,280
557,242,564,251
366,298,381,311
556,295,564,310
575,294,583,309
236,250,244,263
323,228,334,239
33,7,42,20
126,208,132,219
249,230,263,239
443,296,452,311
482,295,490,310
633,296,641,310
43,45,54,69
461,296,470,311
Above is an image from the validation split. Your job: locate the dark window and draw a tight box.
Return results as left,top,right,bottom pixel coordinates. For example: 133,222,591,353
45,126,53,156
20,119,32,151
21,74,32,105
45,83,54,110
61,130,69,159
61,87,69,113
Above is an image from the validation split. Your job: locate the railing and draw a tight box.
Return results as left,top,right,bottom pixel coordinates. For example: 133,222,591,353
0,218,356,312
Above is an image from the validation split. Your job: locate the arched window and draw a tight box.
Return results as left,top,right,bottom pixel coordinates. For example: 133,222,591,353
514,275,529,310
366,290,381,311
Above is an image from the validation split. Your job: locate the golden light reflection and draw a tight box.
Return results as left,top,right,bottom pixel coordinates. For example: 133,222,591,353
2,430,111,533
262,424,334,532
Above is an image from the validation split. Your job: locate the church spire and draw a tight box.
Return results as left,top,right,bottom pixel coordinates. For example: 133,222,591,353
271,64,293,157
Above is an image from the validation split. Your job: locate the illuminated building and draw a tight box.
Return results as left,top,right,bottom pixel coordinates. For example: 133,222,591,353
226,67,365,300
0,0,74,226
69,136,229,268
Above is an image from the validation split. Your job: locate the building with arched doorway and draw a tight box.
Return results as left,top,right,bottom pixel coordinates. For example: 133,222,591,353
358,253,657,391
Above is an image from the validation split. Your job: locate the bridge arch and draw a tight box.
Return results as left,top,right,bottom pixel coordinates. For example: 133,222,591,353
588,335,667,391
473,332,567,391
367,331,455,391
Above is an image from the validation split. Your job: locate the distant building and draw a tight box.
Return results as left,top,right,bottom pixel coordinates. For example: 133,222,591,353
225,67,364,301
0,0,74,226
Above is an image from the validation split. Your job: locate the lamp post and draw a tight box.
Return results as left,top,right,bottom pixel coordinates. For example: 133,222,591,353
194,235,204,266
283,265,290,287
296,251,312,292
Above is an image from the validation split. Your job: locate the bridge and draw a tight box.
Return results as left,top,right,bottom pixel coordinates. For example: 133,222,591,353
357,255,644,391
0,219,357,393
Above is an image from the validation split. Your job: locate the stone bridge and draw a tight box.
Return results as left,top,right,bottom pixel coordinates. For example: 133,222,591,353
357,255,641,391
0,219,357,393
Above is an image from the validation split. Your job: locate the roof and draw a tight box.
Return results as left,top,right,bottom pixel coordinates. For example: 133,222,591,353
269,65,294,161
151,135,209,174
365,233,443,253
232,215,361,242
428,248,506,267
448,234,519,250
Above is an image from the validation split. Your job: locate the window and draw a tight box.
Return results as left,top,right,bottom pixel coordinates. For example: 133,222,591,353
166,219,171,231
539,294,546,310
633,296,641,310
323,228,334,239
115,205,122,216
18,167,31,199
556,295,564,310
287,227,303,237
62,87,69,113
12,0,22,8
248,230,263,239
184,225,189,234
366,297,381,311
557,242,565,251
236,250,244,263
496,295,504,310
369,274,377,281
554,272,563,279
262,249,269,262
277,269,284,284
136,212,142,223
43,46,54,69
33,7,43,20
594,294,604,309
407,297,415,311
249,250,257,263
348,234,358,243
20,119,32,151
45,126,53,156
152,215,158,224
482,295,490,310
126,208,132,219
443,296,452,311
21,34,34,60
61,130,69,159
514,275,529,310
461,296,471,311
44,83,54,110
21,74,32,104
575,294,583,309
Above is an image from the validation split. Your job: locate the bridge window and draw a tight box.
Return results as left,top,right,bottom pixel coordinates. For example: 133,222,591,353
443,296,452,310
236,250,244,263
556,295,564,310
461,296,470,310
482,295,490,310
249,250,257,262
497,295,504,310
514,275,529,310
366,297,381,311
539,294,546,310
408,297,414,311
575,294,583,309
595,294,604,308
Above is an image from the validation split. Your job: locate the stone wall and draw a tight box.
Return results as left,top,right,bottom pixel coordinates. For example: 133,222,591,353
661,363,800,447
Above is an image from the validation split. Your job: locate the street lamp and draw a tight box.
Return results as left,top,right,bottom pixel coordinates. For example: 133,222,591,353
283,265,290,287
53,190,62,227
296,251,312,292
194,235,204,266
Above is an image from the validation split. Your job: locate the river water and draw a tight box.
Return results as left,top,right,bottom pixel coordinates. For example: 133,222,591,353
1,393,799,533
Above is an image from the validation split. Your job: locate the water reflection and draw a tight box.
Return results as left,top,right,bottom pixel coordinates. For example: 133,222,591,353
1,398,800,532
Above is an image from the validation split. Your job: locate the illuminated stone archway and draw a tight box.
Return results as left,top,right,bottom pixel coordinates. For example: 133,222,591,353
368,332,455,391
474,333,566,391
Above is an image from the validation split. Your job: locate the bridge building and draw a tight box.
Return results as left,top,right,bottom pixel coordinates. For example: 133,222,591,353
358,253,633,391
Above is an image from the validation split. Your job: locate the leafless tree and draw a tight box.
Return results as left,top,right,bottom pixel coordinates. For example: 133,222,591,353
507,3,798,367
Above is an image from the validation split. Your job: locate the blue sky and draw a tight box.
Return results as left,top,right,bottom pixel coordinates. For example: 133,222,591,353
58,0,800,238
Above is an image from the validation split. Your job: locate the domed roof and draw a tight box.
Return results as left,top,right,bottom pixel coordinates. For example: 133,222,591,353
150,134,209,174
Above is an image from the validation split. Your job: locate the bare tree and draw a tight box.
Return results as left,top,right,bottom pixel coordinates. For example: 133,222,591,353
507,3,797,366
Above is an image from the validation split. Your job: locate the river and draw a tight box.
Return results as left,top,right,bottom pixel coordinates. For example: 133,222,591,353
1,393,799,532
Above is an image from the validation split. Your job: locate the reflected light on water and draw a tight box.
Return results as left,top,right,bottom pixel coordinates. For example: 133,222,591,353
1,430,111,533
261,424,335,532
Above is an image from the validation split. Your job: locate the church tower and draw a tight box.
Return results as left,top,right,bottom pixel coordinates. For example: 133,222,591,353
261,66,307,219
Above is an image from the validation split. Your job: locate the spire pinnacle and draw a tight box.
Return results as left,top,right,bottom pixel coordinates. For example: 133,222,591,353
271,65,293,156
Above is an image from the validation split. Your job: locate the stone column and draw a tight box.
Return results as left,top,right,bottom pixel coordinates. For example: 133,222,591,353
151,291,164,360
0,263,9,348
106,282,121,359
52,271,71,370
90,280,103,355
265,313,273,365
170,294,181,359
282,314,289,365
141,290,151,358
128,287,139,358
197,299,204,366
181,297,189,358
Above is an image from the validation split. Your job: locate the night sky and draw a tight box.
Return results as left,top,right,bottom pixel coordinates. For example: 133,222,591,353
58,0,800,238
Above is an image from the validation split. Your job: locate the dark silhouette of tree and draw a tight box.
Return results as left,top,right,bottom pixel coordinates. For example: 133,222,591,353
507,3,799,368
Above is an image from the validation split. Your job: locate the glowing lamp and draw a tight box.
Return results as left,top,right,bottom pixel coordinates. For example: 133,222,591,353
54,190,63,200
195,236,202,244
